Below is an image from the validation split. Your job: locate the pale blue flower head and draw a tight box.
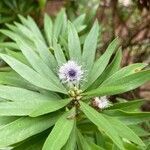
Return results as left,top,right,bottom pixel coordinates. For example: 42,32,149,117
58,60,84,86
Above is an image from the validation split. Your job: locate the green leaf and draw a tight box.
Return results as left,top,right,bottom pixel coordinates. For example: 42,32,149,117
6,49,29,66
108,99,145,111
105,116,145,146
44,14,53,47
30,98,71,117
83,70,150,97
82,38,119,90
53,9,66,40
43,109,75,150
0,71,35,89
82,20,100,74
129,125,150,137
62,123,76,150
76,129,91,150
0,113,60,148
0,116,18,128
101,63,147,86
15,37,64,89
104,110,150,125
13,132,46,150
79,101,125,150
73,14,86,32
0,85,54,102
33,37,57,69
53,38,66,66
68,21,81,61
0,101,44,116
0,42,18,50
26,16,45,42
89,48,122,90
0,54,66,93
0,98,69,116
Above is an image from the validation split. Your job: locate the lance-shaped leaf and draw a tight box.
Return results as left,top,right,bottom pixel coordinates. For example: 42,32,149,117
104,115,145,146
0,98,70,116
83,70,150,97
53,38,66,66
0,113,60,148
76,129,91,150
0,54,66,93
79,101,125,150
68,21,81,61
43,108,75,150
30,98,71,117
0,85,55,102
82,20,100,74
101,63,147,86
104,110,150,125
108,99,145,111
54,9,66,40
62,123,76,150
89,48,122,90
44,14,53,47
73,14,86,32
82,38,119,90
16,37,64,89
0,71,35,89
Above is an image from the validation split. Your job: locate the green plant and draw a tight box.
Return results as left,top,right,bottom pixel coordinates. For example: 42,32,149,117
0,10,150,150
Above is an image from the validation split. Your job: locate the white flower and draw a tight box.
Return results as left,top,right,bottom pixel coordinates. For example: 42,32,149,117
119,0,132,7
93,96,111,109
58,60,84,86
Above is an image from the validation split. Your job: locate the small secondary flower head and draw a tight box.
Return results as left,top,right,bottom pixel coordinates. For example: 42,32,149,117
58,60,84,86
92,96,111,109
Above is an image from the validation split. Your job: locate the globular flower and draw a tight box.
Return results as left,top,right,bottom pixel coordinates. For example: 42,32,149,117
92,96,111,109
58,60,84,86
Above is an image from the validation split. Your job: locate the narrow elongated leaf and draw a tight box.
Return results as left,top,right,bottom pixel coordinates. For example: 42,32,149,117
0,113,60,148
44,14,53,46
16,37,64,89
43,109,75,150
53,39,66,66
53,9,66,40
27,16,45,42
0,54,66,93
76,129,91,150
0,72,35,89
80,101,125,150
0,116,18,128
13,132,46,150
0,85,53,102
0,101,42,116
82,38,119,90
104,110,150,125
68,21,81,61
105,116,145,146
89,48,122,89
30,98,71,117
108,99,145,111
82,21,100,73
6,49,29,66
83,70,150,97
33,37,57,69
0,98,70,116
14,22,34,40
17,16,57,69
102,63,147,86
73,14,86,32
62,123,76,150
0,42,18,50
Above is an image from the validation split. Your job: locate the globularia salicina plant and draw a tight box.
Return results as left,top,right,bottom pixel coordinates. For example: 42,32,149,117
0,10,150,150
